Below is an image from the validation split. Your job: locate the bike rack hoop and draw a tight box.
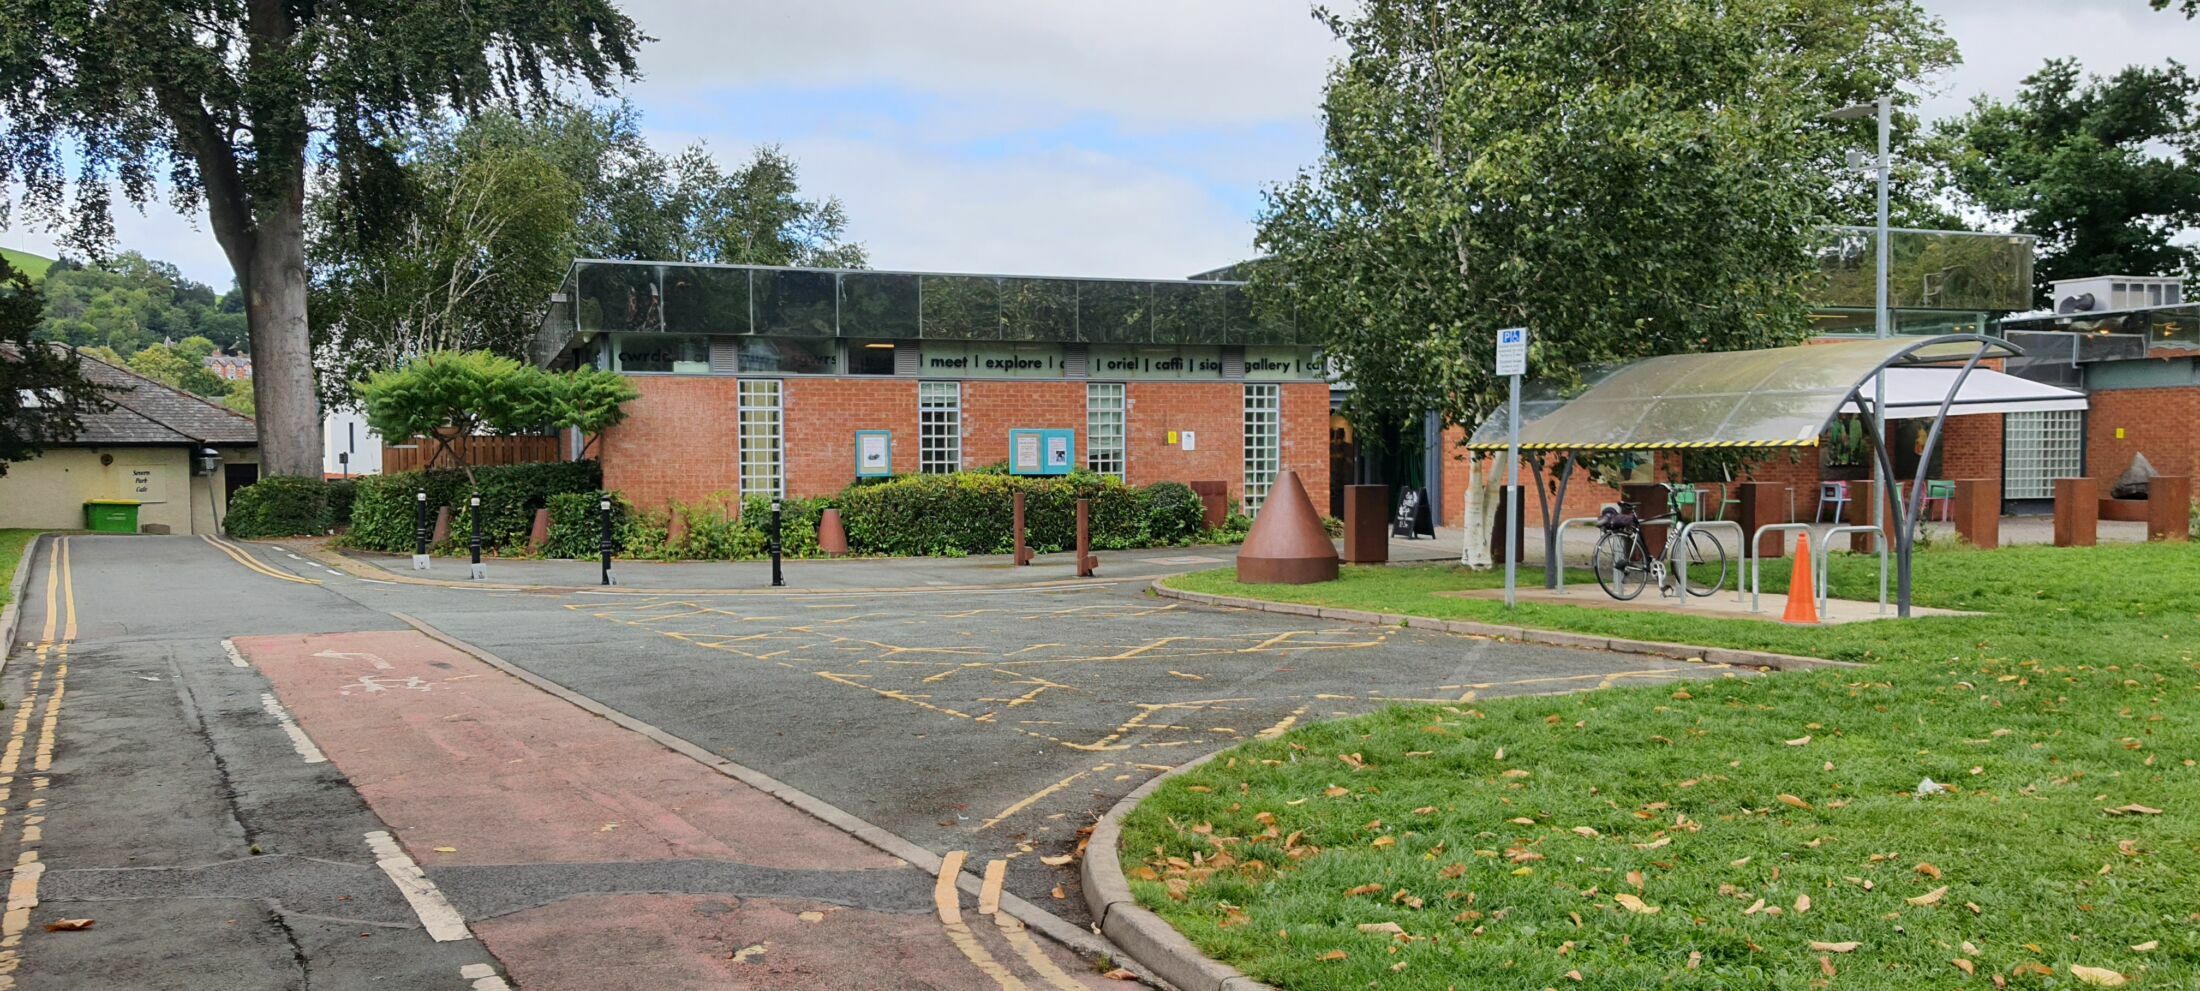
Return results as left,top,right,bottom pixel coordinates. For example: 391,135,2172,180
1551,515,1606,595
1816,525,1888,615
1674,519,1746,608
1749,523,1818,613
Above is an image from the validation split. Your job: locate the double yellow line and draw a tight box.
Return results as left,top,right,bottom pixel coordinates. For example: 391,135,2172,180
203,536,322,586
932,850,1088,991
0,537,78,989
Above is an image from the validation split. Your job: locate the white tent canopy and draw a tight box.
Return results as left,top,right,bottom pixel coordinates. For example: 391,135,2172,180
1842,367,2088,420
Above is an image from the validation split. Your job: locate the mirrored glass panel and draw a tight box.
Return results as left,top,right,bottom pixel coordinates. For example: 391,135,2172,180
753,269,837,337
578,261,662,334
1150,282,1226,345
608,334,709,373
920,276,1002,340
847,340,900,375
1816,229,2036,312
661,265,751,335
1076,281,1149,344
839,272,920,340
999,278,1077,342
736,337,839,375
1225,286,1295,345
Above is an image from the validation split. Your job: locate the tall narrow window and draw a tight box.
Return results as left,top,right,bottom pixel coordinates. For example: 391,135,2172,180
1086,382,1126,479
1242,383,1281,514
919,381,962,474
737,379,784,498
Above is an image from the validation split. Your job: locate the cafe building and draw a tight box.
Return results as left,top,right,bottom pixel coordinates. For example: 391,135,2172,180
531,260,1331,514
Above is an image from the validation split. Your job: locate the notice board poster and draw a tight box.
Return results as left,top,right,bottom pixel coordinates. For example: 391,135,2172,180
1008,429,1076,476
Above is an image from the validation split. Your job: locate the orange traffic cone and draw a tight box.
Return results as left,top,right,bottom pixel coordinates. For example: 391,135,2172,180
1782,533,1821,625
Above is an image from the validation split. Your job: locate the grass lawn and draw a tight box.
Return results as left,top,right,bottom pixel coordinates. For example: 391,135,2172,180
0,247,53,280
1124,544,2197,990
0,530,41,606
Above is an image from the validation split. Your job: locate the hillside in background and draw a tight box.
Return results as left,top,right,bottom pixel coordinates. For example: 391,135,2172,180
0,247,54,279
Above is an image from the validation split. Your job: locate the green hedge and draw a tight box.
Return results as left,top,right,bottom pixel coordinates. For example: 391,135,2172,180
224,476,331,538
835,471,1176,557
344,460,602,553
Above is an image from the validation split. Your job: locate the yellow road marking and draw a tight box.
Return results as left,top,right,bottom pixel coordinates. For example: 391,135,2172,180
0,538,76,989
934,851,966,925
993,912,1091,991
941,921,1030,991
978,763,1113,831
202,536,323,586
977,859,1006,916
1256,705,1310,740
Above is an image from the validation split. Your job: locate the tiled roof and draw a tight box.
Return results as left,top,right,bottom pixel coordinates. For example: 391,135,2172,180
5,344,258,447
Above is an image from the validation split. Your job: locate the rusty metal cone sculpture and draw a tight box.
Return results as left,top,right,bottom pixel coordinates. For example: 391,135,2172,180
1236,470,1340,584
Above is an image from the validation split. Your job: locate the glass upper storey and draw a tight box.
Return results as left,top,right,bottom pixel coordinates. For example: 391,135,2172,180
1813,227,2036,313
543,260,1306,347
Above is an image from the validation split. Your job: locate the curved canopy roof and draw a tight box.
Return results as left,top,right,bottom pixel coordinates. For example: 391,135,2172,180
1466,335,2021,451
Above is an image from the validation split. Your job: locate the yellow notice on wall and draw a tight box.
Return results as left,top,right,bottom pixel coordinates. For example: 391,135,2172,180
1166,430,1179,445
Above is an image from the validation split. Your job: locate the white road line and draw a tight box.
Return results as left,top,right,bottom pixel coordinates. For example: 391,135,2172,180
259,693,327,764
221,639,249,668
357,578,399,585
459,963,511,991
364,831,472,942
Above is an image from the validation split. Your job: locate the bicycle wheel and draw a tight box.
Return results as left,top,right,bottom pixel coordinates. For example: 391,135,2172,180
1671,529,1728,597
1592,530,1650,601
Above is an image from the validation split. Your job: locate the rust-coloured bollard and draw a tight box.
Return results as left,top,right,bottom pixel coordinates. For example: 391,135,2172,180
1075,498,1097,577
817,507,849,557
2053,477,2097,547
1013,490,1033,566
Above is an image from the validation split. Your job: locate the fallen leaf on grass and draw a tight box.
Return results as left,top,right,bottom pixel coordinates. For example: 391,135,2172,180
2069,965,2127,987
1785,735,1812,746
1819,956,1837,977
1963,941,1981,956
1777,794,1813,811
1907,886,1948,907
1686,951,1701,970
1625,871,1644,890
1571,827,1599,838
1564,969,1583,982
42,919,94,932
1953,959,1976,975
1613,894,1659,915
1743,899,1767,916
1344,883,1383,897
2101,804,2162,816
1318,950,1348,962
1809,941,1861,953
1039,854,1074,867
1357,922,1405,935
1501,769,1532,779
2130,941,2158,952
1794,895,1811,914
1634,836,1672,851
1915,863,1942,880
1370,836,1396,849
1324,786,1350,798
1102,968,1139,981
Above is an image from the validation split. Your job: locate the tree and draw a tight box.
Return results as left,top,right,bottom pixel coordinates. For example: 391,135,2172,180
2153,0,2197,17
1255,0,1954,563
1,256,111,476
354,350,634,484
1937,59,2200,301
127,336,229,396
0,1,643,478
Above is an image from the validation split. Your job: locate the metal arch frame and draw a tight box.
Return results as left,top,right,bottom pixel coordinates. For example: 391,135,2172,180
1832,333,2023,617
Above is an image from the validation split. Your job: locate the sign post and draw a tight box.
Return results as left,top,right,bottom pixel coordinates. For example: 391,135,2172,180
1495,327,1528,608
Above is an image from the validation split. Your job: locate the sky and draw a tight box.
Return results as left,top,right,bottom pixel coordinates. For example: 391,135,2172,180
7,0,2200,289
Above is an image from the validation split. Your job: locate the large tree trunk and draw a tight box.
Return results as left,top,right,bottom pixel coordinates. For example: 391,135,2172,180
244,178,322,477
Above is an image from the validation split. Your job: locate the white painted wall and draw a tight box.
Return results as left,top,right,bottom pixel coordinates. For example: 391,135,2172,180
324,409,382,476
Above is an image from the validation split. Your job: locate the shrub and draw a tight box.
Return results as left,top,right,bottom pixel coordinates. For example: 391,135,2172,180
224,476,330,538
833,470,1158,556
542,492,625,559
343,459,602,553
1141,481,1205,546
324,478,357,530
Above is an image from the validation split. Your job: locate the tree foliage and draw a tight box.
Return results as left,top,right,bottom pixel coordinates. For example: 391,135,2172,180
1937,58,2200,301
0,0,645,477
1,256,112,474
353,350,636,482
309,103,865,402
36,253,247,356
1254,0,1957,439
126,335,228,396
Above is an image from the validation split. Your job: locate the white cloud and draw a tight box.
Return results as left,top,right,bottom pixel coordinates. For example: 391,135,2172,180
1919,0,2200,121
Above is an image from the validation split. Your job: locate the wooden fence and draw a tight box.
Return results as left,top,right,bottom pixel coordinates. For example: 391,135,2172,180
381,434,563,474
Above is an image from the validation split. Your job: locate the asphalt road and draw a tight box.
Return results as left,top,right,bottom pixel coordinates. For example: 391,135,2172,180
1,535,1737,990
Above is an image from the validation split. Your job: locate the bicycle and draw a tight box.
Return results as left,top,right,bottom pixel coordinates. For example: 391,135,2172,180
1591,502,1729,601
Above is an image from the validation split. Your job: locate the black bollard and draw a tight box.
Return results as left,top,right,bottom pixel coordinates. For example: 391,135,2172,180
769,497,785,588
412,490,430,570
468,494,485,580
598,494,616,586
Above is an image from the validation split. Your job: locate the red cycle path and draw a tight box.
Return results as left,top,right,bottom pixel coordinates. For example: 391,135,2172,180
238,629,1105,990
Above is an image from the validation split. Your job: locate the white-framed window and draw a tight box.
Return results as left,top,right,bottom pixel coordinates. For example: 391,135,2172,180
1242,383,1281,514
2003,409,2083,500
919,381,962,474
1086,382,1126,479
737,379,784,498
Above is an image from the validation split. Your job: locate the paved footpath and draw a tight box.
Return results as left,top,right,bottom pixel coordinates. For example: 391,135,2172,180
0,536,1120,990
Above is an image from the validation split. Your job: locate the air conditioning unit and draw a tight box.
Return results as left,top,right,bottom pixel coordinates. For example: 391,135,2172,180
2050,275,2184,314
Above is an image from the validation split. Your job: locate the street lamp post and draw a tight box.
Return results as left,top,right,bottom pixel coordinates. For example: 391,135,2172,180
1830,96,1894,612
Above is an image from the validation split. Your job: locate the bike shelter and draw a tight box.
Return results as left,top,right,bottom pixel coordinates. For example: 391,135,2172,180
1465,334,2045,618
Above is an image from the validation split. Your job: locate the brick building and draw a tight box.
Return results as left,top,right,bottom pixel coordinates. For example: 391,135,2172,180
534,261,1329,514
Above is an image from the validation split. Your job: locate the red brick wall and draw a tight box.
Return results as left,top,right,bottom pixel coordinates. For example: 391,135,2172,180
2087,386,2200,485
961,380,1087,471
785,378,918,495
599,377,742,511
602,376,1331,514
1937,413,2004,488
